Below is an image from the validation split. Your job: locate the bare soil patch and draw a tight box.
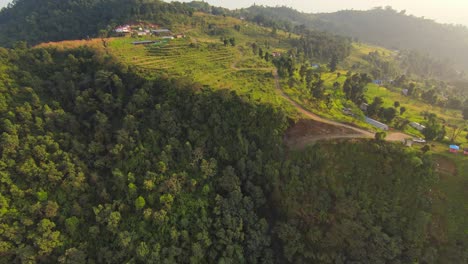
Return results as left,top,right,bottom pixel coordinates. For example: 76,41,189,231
434,156,457,176
284,119,367,148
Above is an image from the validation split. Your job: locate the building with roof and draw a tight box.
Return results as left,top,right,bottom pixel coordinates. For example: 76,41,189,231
151,29,172,35
403,138,413,147
410,122,426,132
272,52,282,57
365,117,389,131
115,25,131,33
132,40,155,45
373,80,383,85
360,103,369,111
449,145,460,153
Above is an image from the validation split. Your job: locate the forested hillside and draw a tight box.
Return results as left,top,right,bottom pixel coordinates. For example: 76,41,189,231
1,45,462,263
238,6,468,71
0,0,193,46
0,1,466,263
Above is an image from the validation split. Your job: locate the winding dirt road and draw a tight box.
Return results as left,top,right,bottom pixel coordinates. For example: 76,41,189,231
273,70,374,138
271,70,411,145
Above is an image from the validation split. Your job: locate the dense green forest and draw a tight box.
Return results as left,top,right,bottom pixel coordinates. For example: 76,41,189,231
0,43,465,263
0,0,193,46
237,5,468,71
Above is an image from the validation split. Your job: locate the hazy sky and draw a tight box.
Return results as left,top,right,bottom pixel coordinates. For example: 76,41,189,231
0,0,8,8
1,0,467,26
181,0,468,26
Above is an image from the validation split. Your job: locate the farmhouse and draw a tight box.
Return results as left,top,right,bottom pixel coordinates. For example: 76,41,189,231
365,117,389,130
409,122,426,131
115,25,131,33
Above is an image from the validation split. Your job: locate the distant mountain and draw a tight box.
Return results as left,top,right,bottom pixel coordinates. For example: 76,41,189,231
0,0,193,46
239,6,468,70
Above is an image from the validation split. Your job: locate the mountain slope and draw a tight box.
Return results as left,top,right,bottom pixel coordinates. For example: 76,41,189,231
239,6,468,70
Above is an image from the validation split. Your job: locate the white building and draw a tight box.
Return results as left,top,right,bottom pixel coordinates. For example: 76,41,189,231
365,117,389,131
410,122,426,131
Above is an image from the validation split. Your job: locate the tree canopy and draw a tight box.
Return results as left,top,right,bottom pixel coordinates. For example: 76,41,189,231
0,44,463,263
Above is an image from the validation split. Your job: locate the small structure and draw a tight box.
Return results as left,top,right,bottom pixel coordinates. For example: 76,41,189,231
401,89,409,96
464,148,468,155
360,103,368,111
342,107,353,116
272,52,282,57
174,34,185,39
152,29,171,36
413,138,426,144
311,64,320,69
161,36,174,40
449,145,460,153
403,138,413,147
373,80,383,85
115,25,131,33
365,117,389,131
132,40,155,45
410,122,426,132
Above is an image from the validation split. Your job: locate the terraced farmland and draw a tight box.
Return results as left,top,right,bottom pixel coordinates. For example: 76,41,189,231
111,38,239,82
108,37,297,115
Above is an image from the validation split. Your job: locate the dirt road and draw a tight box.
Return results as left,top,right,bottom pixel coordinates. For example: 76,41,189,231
272,70,411,145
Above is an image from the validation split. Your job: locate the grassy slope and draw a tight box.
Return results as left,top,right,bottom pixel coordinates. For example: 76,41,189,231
343,42,397,69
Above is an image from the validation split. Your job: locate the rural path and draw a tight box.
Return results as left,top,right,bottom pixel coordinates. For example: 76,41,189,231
271,70,412,145
272,70,373,138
